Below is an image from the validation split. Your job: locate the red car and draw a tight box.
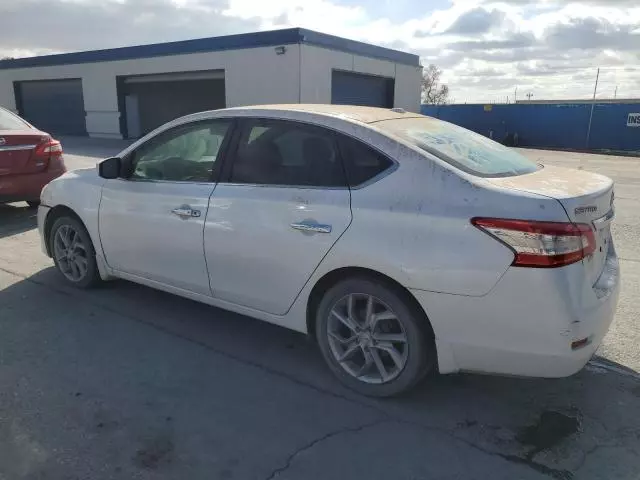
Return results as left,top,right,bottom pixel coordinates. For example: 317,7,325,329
0,106,66,207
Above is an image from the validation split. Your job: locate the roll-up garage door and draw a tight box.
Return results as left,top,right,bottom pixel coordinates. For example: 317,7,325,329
120,70,225,138
15,79,86,135
331,71,394,108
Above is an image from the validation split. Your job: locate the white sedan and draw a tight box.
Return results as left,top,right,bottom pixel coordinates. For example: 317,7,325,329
37,105,620,397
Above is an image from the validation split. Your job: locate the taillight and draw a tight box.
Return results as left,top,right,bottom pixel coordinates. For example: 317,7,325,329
33,138,63,157
29,137,63,171
472,218,596,268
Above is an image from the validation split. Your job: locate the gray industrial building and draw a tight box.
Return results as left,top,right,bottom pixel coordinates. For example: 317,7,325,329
0,28,421,139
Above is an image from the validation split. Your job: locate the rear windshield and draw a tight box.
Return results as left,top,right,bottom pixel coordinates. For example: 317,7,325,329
0,108,30,130
375,117,539,177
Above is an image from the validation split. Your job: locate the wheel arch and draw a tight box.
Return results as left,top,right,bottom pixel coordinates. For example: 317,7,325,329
43,205,90,257
306,266,435,341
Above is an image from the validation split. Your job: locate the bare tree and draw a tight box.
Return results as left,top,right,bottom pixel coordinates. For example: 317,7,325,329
421,64,449,104
1,56,15,60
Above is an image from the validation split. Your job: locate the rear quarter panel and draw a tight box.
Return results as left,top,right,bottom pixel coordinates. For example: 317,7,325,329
314,141,571,297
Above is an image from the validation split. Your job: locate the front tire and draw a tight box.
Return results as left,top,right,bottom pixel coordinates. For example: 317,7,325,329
49,216,101,288
315,277,434,397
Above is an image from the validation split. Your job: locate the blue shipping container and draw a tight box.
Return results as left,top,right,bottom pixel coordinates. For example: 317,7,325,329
421,103,640,153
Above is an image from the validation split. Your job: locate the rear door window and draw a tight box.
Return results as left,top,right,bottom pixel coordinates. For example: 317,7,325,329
229,119,347,187
375,117,539,177
0,108,30,130
338,136,394,187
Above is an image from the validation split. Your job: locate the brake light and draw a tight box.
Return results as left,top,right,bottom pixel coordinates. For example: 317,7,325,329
472,218,596,268
28,137,63,171
33,138,63,157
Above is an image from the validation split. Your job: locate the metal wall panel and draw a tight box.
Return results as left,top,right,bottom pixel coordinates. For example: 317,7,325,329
121,77,226,138
15,79,86,135
422,103,640,152
331,70,394,108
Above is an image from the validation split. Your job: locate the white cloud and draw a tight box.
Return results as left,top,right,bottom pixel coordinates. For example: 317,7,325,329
0,0,638,102
224,0,366,24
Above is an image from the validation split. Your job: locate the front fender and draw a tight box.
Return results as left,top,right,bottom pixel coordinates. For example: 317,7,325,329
40,168,106,265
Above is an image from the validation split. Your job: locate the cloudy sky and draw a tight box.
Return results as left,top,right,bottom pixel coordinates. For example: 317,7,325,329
1,0,638,102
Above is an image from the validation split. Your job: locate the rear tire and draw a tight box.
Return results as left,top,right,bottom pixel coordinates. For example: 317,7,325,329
315,276,434,397
49,216,101,289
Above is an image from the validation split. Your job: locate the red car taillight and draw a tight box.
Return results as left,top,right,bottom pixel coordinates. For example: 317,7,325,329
30,137,63,171
33,138,63,157
472,218,596,268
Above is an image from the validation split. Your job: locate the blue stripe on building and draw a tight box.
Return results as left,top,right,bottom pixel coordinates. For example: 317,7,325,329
0,28,420,70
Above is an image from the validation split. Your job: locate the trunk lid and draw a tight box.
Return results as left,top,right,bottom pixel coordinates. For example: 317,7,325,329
0,130,47,176
488,164,614,285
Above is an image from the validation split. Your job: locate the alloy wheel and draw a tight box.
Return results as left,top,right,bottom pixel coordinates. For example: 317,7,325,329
326,293,409,384
53,224,89,282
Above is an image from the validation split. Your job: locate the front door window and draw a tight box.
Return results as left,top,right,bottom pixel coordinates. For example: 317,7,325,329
130,120,231,182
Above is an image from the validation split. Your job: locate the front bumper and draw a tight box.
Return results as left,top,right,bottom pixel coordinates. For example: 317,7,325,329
412,247,621,377
37,204,51,257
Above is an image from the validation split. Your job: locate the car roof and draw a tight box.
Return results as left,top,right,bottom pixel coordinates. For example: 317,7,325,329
223,104,423,124
121,104,426,159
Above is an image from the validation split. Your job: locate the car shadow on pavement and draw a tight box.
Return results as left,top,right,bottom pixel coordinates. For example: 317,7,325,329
1,266,639,480
0,203,37,239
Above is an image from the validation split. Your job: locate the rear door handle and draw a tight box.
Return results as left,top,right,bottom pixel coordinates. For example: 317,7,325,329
172,206,201,218
290,221,332,234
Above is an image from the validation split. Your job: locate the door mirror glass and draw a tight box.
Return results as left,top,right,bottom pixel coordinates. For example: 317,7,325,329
98,156,122,179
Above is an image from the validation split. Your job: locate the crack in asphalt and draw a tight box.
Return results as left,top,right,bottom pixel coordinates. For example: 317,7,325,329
499,454,573,480
573,443,607,473
262,415,575,480
0,264,629,480
394,419,574,480
264,419,388,480
572,442,640,473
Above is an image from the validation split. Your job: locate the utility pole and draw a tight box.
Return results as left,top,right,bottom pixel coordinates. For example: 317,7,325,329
514,86,518,103
585,67,600,149
614,86,618,99
526,92,533,101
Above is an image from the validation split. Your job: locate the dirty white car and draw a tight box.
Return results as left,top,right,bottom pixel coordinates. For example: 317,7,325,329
37,105,620,396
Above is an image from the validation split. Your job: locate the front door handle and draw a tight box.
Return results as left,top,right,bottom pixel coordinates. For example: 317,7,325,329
290,221,332,234
172,206,201,218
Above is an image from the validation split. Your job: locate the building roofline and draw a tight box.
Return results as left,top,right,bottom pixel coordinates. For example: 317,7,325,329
0,27,420,70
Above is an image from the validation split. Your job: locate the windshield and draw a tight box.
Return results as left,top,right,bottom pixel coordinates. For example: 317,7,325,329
0,108,30,130
375,117,539,177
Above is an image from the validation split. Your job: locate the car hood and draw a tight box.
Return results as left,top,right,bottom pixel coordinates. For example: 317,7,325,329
52,167,102,183
42,166,105,203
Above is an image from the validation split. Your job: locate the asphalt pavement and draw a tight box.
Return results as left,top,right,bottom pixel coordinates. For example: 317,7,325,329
1,139,639,480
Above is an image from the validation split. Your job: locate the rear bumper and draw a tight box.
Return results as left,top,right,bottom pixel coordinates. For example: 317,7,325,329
0,168,65,203
412,247,621,378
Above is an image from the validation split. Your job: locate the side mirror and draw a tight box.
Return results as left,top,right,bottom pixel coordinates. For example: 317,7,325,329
98,156,122,179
